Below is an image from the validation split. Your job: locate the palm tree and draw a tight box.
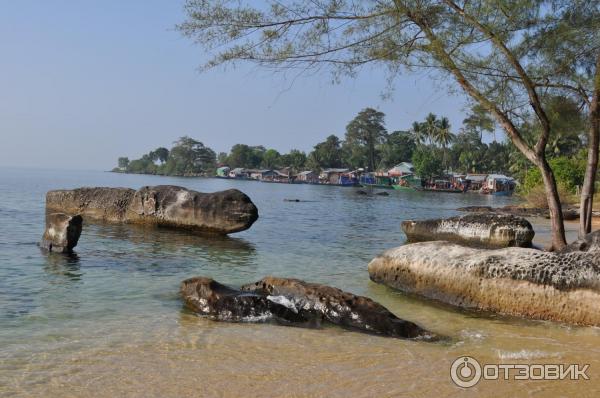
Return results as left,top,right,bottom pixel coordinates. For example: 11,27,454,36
434,117,455,170
410,121,426,146
424,113,439,145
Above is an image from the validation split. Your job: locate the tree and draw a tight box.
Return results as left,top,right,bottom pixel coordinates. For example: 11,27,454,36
410,121,427,146
345,108,387,171
310,135,344,169
169,136,216,174
261,149,281,169
412,147,443,180
281,149,307,171
423,113,438,146
118,157,129,169
227,144,262,168
177,0,600,249
463,104,495,141
217,152,228,164
379,130,415,169
434,116,454,169
153,147,170,163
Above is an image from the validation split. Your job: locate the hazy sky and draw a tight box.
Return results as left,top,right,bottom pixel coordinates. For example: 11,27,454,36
1,0,474,170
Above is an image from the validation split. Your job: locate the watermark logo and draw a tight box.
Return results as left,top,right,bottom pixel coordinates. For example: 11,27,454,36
450,356,482,388
450,356,590,388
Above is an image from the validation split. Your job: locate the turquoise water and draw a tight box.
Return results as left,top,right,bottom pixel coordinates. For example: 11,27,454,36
1,168,598,397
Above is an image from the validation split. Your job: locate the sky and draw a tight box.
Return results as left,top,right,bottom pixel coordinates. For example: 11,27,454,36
1,0,473,170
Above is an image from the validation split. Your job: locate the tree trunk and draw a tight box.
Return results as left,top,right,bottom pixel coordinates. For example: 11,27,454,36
579,55,600,238
538,157,567,250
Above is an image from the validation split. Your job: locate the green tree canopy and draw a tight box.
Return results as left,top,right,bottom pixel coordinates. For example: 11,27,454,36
345,108,388,171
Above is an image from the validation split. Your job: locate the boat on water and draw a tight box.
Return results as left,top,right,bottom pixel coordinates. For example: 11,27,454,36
416,179,464,193
392,174,422,191
359,173,395,189
480,174,516,196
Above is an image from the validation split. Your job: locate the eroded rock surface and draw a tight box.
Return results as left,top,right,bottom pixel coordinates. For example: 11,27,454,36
402,213,534,248
181,276,437,340
240,277,436,339
46,185,258,235
180,277,308,323
368,241,600,325
40,213,83,253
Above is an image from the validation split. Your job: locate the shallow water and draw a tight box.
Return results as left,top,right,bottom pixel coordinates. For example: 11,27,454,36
1,167,598,397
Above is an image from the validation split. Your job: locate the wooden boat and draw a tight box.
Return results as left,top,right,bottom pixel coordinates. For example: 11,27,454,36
391,174,421,191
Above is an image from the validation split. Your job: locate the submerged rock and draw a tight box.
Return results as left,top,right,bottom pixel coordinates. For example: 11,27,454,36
40,213,83,253
180,277,308,323
181,276,437,340
46,185,258,235
368,241,600,326
402,213,534,248
240,277,436,339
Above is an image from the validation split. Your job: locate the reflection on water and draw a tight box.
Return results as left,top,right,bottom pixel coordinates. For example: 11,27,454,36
42,251,82,280
1,168,599,397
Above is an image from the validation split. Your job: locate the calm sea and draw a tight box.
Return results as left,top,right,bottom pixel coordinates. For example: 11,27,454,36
0,167,598,397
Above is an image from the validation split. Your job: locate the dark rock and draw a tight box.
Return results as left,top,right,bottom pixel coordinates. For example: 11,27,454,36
402,213,535,248
180,277,309,323
356,190,368,195
375,191,390,196
368,241,600,326
562,209,579,221
40,213,83,253
241,276,437,340
46,185,258,235
181,276,438,340
560,230,600,253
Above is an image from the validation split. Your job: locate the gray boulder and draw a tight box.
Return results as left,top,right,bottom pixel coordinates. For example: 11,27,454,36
368,241,600,326
40,213,83,253
46,185,259,235
402,213,534,248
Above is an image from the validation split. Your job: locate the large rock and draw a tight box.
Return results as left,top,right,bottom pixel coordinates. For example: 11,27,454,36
401,213,534,248
181,276,437,340
180,277,307,323
368,241,600,326
46,185,259,235
241,277,436,339
40,213,83,253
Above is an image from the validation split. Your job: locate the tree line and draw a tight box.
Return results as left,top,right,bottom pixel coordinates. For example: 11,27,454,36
177,0,600,249
116,99,588,195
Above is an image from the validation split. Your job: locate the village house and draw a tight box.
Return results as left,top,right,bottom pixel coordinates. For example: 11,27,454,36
295,170,319,184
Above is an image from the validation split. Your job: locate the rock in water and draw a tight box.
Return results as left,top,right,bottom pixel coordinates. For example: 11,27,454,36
241,276,436,339
368,241,600,326
181,276,437,340
180,277,309,323
40,213,83,253
46,185,259,235
401,213,534,248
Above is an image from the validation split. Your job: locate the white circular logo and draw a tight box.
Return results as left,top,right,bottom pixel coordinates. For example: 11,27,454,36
450,356,482,388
